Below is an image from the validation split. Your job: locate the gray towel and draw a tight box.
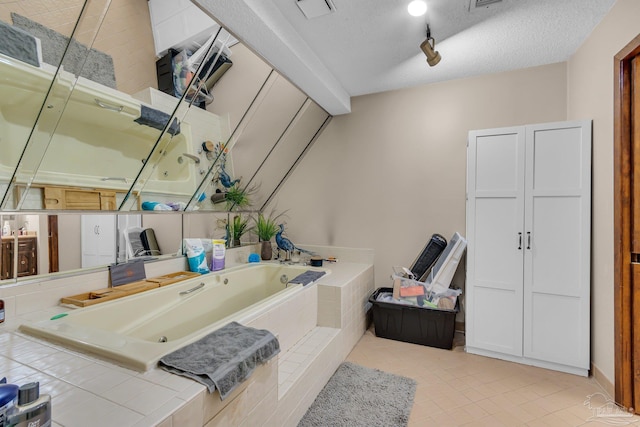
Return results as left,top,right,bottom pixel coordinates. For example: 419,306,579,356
158,322,280,400
135,104,181,136
290,270,326,286
0,19,39,67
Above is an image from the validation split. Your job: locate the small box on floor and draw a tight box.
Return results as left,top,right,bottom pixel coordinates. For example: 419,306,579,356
368,287,458,350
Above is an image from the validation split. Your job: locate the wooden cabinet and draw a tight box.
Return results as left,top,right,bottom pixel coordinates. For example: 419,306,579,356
465,120,591,376
1,239,12,280
16,236,37,277
0,236,38,279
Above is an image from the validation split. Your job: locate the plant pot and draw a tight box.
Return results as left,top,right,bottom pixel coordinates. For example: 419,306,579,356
260,241,273,260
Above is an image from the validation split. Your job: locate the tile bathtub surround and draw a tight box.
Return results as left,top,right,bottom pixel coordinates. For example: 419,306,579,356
0,257,376,426
0,246,260,328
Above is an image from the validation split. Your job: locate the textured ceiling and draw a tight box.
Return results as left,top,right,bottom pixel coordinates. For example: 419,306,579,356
194,0,616,115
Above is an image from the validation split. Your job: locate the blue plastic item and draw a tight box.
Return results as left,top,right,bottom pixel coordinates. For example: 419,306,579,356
248,253,260,263
0,381,19,423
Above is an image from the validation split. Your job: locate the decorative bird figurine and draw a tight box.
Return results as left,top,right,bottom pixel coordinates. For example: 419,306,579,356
218,165,241,188
275,224,314,258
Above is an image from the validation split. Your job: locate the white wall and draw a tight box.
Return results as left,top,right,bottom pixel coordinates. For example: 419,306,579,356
566,0,640,389
269,63,567,293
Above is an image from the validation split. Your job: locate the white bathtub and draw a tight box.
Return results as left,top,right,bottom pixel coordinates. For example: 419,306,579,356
20,263,329,371
0,53,197,196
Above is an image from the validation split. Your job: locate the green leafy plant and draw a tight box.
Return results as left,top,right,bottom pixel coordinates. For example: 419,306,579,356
230,214,252,246
224,184,250,210
255,209,288,242
224,183,259,211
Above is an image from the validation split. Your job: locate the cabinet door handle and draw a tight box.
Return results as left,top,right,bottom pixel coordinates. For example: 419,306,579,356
518,232,522,250
526,231,531,250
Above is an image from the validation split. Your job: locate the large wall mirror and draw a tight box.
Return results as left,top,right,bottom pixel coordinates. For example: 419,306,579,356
0,0,330,214
0,211,236,285
0,0,330,286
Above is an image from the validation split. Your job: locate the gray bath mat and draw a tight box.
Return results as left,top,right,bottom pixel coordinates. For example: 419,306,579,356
11,13,116,88
298,361,416,427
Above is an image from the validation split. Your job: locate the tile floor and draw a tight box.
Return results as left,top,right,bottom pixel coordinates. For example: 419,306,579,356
346,328,638,427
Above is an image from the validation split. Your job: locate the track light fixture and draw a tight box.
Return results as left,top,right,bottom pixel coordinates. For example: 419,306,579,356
420,24,441,67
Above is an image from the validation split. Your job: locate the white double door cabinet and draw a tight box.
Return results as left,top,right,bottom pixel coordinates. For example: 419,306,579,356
465,120,591,376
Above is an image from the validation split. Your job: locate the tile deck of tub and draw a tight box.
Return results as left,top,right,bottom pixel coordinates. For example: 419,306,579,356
0,254,375,427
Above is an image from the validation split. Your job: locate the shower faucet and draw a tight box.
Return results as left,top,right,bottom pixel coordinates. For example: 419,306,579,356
180,153,200,164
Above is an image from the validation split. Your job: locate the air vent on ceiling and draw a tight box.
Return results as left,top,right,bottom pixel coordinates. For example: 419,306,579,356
472,0,503,9
296,0,336,19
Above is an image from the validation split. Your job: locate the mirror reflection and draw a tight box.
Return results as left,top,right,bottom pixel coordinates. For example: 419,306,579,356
0,3,82,207
0,1,331,286
0,212,184,284
4,0,236,211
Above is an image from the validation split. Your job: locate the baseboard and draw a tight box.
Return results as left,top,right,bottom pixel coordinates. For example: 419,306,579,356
591,362,614,398
455,321,465,333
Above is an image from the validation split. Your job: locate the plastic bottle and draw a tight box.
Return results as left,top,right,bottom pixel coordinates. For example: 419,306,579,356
1,221,10,237
5,382,51,427
211,239,226,271
0,379,19,427
0,299,4,324
141,201,172,211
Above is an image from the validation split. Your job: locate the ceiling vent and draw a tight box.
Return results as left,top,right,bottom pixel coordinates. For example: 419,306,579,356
296,0,336,19
471,0,503,10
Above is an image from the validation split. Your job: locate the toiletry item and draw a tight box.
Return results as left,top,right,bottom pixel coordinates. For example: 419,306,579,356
248,253,260,263
1,221,9,237
0,381,18,427
310,257,323,267
211,239,226,271
141,201,172,211
184,239,209,274
0,299,4,323
5,382,51,427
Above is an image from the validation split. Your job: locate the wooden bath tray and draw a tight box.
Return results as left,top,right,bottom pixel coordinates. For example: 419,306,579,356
60,272,200,307
147,271,200,287
61,288,127,307
115,280,160,295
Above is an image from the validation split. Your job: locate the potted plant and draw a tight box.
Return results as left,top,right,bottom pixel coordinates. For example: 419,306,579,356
255,210,287,260
223,183,259,211
229,214,252,247
224,184,250,211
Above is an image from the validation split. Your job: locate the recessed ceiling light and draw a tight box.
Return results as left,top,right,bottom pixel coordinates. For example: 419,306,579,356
407,0,427,17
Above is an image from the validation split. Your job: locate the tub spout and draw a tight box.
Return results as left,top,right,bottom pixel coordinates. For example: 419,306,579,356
181,153,200,164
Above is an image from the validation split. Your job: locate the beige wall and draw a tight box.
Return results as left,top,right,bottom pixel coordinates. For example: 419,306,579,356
271,0,640,389
566,0,640,388
270,63,567,296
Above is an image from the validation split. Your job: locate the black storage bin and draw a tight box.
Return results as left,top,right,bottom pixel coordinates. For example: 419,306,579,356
410,234,447,281
369,287,458,350
155,48,206,110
